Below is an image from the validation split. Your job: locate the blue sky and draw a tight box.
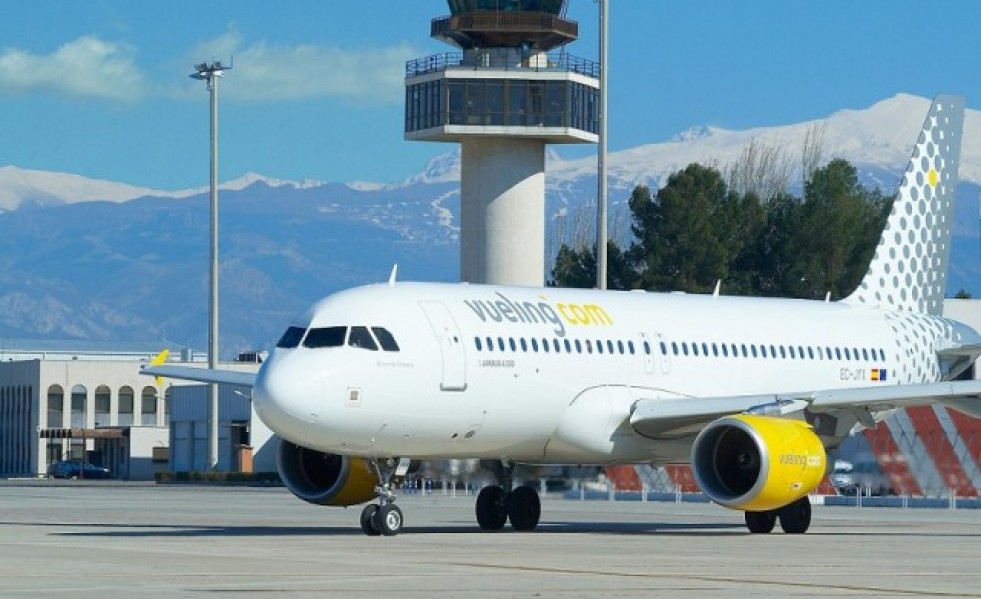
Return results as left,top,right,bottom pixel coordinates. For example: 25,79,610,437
1,1,979,190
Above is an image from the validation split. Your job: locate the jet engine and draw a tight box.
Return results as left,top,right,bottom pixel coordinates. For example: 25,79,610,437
277,439,378,506
691,415,826,512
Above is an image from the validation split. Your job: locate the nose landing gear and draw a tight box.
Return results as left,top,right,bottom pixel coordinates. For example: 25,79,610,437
360,457,410,536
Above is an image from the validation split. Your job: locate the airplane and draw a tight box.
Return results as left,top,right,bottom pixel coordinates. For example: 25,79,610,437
145,95,981,537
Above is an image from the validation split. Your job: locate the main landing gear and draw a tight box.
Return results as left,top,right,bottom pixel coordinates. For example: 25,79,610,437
360,458,409,537
744,496,811,534
475,462,541,532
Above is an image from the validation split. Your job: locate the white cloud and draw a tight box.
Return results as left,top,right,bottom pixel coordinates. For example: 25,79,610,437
0,36,144,101
185,31,418,104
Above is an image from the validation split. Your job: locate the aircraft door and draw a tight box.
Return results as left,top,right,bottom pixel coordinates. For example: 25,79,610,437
656,332,670,374
639,332,655,374
419,301,468,391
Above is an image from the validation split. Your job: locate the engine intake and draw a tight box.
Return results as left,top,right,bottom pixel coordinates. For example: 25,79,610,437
692,415,826,512
277,438,377,506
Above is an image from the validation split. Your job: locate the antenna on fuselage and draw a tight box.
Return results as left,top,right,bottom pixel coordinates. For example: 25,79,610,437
388,264,398,287
712,280,721,298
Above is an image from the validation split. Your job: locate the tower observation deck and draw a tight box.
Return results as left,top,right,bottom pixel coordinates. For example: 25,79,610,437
405,0,599,286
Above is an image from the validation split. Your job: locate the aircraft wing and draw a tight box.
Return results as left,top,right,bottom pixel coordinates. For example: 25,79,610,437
140,364,257,388
630,380,981,439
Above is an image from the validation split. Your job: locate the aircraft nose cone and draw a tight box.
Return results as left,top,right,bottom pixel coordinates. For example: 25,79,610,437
253,354,318,426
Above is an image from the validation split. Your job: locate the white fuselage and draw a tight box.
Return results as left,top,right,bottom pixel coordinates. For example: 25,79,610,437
251,282,969,465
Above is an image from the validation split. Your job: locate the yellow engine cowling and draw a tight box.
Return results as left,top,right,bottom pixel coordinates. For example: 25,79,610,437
691,414,826,512
277,438,378,506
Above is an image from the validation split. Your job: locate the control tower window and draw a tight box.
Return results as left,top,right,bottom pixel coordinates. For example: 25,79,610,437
348,326,379,351
303,327,347,349
276,326,306,349
372,327,401,352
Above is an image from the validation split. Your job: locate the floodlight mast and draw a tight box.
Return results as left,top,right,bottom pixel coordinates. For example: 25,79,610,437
190,60,229,471
595,0,609,290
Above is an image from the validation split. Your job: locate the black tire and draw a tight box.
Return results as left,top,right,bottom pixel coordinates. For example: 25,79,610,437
744,510,777,534
360,504,381,536
377,504,403,536
508,486,541,532
778,497,811,534
475,485,508,531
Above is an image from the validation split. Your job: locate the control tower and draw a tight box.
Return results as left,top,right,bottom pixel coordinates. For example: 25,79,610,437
405,0,599,286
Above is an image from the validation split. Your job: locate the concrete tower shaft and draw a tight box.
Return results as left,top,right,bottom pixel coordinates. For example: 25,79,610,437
406,0,598,286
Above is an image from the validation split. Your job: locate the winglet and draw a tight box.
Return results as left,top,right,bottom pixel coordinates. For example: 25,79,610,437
712,280,721,298
388,264,398,287
150,349,170,386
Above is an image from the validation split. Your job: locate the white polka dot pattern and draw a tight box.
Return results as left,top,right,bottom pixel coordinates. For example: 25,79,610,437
844,96,964,316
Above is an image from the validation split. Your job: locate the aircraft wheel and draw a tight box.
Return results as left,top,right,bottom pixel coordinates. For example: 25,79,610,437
778,497,811,534
508,486,541,531
377,504,403,536
744,510,777,534
475,485,508,531
360,504,381,536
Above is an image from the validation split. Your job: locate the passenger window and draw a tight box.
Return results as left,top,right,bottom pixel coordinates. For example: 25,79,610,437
554,339,561,353
276,326,306,349
509,338,517,352
825,347,833,360
788,346,796,359
682,342,689,356
721,344,729,357
348,326,378,351
691,342,698,356
574,340,582,353
498,337,505,351
303,326,347,349
475,337,483,351
769,345,776,358
596,340,604,354
862,348,869,361
750,345,758,358
760,345,767,358
659,341,667,355
740,344,748,358
701,343,709,356
519,338,528,352
620,341,627,354
486,337,494,352
607,340,615,354
564,339,572,353
835,347,842,360
712,343,719,357
671,342,678,355
807,347,814,360
628,341,635,354
372,327,400,352
585,340,593,354
531,338,539,352
844,348,851,360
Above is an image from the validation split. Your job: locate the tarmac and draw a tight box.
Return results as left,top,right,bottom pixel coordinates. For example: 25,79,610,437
1,481,980,598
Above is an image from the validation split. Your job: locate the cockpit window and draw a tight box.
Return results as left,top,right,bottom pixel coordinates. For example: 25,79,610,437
348,326,378,351
303,326,347,348
372,327,400,352
276,326,306,349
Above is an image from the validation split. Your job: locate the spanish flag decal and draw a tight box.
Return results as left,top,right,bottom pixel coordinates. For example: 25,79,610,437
871,368,888,382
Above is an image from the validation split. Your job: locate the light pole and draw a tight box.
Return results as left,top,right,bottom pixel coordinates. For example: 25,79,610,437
595,0,609,290
190,61,229,471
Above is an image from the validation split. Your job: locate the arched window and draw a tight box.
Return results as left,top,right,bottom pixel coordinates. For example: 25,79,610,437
95,385,111,427
118,386,134,427
46,385,64,428
141,387,158,426
70,385,87,428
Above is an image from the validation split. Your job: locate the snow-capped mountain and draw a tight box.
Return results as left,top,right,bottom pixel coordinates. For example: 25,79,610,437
0,93,976,355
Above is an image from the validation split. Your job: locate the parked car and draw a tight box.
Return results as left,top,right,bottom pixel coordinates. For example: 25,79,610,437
46,461,111,480
831,459,893,496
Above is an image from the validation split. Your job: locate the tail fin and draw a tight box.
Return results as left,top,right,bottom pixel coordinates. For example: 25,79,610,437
843,95,964,315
